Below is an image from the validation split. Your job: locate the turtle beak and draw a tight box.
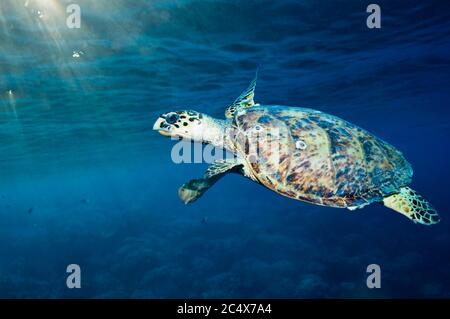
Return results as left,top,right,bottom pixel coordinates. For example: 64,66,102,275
153,116,164,130
153,116,171,136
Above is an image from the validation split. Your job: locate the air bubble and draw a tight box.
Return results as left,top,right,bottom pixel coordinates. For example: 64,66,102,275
72,51,84,58
296,140,307,150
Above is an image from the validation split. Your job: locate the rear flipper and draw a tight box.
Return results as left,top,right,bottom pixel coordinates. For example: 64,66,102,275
383,187,440,225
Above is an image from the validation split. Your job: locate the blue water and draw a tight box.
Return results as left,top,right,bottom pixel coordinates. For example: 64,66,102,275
0,0,449,298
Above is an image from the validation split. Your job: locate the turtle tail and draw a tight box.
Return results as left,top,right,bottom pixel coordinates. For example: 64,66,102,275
383,187,440,225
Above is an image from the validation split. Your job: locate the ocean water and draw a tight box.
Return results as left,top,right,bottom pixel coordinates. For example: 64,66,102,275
0,0,449,298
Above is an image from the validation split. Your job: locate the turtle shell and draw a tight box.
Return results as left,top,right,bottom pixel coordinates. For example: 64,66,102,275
232,105,412,208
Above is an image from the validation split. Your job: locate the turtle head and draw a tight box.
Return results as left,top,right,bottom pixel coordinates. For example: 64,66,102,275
153,110,208,141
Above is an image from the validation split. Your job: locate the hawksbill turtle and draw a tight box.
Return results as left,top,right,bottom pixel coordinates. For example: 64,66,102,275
153,70,440,225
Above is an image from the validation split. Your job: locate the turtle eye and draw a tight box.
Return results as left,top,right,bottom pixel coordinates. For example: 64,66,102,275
167,113,179,124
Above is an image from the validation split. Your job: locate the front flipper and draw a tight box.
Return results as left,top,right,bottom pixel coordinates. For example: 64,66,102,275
179,159,243,204
205,159,242,179
383,187,440,225
224,68,259,119
179,175,222,205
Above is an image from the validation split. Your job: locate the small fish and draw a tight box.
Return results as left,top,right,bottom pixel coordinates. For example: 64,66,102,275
28,207,33,214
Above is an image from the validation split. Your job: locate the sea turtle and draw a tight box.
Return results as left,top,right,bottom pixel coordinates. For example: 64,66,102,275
153,70,440,225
